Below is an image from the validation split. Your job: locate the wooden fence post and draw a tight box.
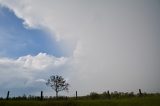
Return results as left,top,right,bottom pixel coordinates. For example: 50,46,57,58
6,91,10,100
139,89,142,96
41,91,43,100
76,91,77,99
107,90,111,99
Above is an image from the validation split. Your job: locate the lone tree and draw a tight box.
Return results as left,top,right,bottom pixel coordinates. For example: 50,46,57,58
46,75,69,98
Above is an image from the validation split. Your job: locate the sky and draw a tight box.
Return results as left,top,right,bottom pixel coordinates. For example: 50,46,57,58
0,0,160,97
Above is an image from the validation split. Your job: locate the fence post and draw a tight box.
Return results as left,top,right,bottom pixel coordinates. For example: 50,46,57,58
41,91,43,100
139,89,142,96
76,91,77,99
6,91,10,100
107,90,111,99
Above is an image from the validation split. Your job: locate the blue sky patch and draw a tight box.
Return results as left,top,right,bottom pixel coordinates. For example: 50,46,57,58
0,7,65,58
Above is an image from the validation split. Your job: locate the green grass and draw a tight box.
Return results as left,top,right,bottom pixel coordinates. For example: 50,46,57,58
0,96,160,106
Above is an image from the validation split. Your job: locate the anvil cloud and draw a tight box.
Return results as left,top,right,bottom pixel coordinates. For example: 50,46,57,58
0,0,160,96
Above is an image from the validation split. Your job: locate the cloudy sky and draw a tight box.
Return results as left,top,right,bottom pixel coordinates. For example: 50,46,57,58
0,0,160,97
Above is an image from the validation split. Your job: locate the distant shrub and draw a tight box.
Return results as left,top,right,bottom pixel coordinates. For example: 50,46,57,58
102,91,111,99
90,92,99,99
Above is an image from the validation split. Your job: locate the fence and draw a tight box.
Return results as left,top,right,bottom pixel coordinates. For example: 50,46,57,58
0,89,148,100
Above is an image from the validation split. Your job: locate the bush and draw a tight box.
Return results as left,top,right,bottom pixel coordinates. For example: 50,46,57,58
90,92,99,99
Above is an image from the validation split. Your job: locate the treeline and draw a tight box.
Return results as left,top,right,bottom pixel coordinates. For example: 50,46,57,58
76,89,160,100
85,91,160,99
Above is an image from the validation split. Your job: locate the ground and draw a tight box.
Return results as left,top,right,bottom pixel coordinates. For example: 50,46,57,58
0,95,160,106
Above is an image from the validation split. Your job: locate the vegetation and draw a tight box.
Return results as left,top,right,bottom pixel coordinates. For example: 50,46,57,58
0,92,160,106
1,75,159,106
0,95,160,106
46,75,69,98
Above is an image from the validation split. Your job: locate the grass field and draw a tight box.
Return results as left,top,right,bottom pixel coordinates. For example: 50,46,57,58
0,95,160,106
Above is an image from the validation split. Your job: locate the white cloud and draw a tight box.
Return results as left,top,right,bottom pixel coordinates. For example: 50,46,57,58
0,53,67,71
0,0,160,96
0,53,68,96
35,79,46,83
16,53,67,70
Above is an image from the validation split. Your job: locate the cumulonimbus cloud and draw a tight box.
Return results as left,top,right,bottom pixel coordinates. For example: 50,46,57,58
0,0,160,96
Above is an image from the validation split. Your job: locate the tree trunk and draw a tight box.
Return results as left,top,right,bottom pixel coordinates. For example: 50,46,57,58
56,91,58,99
